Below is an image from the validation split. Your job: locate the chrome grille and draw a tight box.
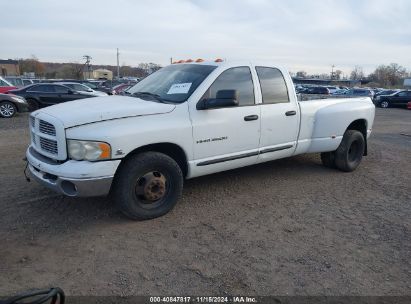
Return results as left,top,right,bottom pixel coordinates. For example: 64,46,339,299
32,132,37,144
30,116,35,128
39,137,58,154
30,115,64,160
39,120,56,136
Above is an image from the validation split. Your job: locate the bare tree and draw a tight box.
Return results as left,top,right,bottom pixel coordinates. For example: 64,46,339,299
368,63,407,87
334,70,343,80
18,55,46,77
350,66,364,80
138,63,162,76
296,71,307,78
56,63,83,79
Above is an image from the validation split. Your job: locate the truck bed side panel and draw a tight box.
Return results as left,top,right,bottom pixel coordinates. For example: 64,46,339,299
295,97,375,154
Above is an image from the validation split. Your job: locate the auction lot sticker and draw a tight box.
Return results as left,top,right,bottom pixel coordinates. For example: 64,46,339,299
167,83,192,94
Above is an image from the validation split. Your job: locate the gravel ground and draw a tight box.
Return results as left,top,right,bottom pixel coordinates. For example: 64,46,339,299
0,109,410,296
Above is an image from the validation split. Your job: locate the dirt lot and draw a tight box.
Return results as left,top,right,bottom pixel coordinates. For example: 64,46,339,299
0,109,410,296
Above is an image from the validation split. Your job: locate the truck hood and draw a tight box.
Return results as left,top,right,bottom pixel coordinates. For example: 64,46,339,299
37,96,176,128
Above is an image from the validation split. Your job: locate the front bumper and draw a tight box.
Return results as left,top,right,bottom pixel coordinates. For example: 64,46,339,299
26,146,121,197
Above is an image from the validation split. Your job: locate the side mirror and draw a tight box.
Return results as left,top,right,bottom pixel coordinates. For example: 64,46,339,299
197,90,239,110
67,90,74,94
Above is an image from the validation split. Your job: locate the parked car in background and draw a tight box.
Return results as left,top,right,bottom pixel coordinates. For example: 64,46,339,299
4,76,24,87
303,86,330,95
332,89,348,95
344,88,374,98
97,80,138,95
325,86,339,94
87,81,116,95
22,79,35,86
0,76,17,93
9,83,93,111
0,93,29,118
56,82,108,97
374,90,411,108
407,101,411,110
373,89,399,101
113,83,134,94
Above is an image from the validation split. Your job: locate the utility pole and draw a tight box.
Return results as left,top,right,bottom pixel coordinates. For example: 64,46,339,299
83,55,92,79
331,64,335,80
170,57,173,64
117,48,120,79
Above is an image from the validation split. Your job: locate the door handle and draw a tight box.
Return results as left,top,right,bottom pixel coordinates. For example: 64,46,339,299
285,111,296,116
244,115,259,121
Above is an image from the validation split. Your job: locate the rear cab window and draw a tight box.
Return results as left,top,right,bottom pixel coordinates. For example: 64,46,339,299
256,67,289,104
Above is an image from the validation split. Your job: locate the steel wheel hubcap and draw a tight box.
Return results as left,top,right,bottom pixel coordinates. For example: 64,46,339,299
381,101,388,108
135,171,167,202
0,104,15,117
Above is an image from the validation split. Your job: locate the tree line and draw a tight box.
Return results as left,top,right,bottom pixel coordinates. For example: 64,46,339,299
17,56,162,79
296,63,410,88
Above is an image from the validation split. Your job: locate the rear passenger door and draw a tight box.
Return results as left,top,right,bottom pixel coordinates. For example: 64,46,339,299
52,85,77,103
255,66,299,162
28,84,58,106
392,91,411,105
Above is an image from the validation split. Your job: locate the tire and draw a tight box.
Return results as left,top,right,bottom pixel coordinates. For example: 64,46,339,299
379,100,390,108
334,130,365,172
321,152,336,168
112,152,183,220
0,101,17,118
27,99,39,112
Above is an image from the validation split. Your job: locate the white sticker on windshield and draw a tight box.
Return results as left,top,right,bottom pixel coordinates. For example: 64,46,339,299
167,83,192,94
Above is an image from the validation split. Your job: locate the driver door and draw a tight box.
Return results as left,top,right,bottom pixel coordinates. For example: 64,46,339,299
189,66,261,173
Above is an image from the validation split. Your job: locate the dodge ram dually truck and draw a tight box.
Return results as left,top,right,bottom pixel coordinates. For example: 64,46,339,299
26,60,375,220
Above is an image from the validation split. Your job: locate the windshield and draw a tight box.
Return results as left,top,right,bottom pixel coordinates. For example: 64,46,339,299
127,64,217,103
83,82,98,89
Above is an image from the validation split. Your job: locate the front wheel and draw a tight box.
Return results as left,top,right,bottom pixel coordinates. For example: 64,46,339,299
0,101,17,118
379,100,390,108
111,152,183,220
27,99,39,112
334,130,365,172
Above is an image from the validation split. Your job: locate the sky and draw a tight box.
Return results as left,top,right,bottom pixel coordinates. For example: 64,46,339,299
1,0,410,75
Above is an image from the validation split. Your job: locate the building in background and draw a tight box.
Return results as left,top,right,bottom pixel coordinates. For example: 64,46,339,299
83,68,113,80
404,79,411,88
0,59,20,76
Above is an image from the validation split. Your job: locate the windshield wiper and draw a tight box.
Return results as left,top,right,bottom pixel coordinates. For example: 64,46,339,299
132,91,172,103
131,92,163,101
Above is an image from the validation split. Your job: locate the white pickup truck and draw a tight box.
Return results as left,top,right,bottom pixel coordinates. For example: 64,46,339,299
26,61,375,220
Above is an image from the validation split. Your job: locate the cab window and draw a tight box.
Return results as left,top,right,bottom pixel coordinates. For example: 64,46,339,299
256,67,289,104
203,67,255,106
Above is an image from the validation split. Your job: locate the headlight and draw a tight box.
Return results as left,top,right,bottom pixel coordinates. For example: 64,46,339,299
67,140,111,161
11,95,26,103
